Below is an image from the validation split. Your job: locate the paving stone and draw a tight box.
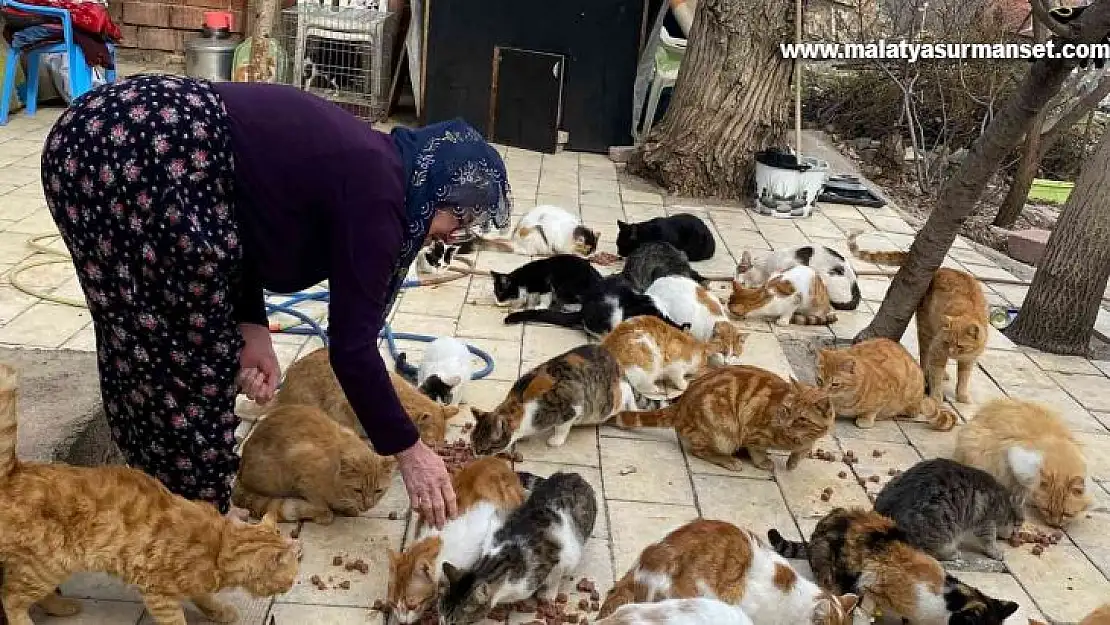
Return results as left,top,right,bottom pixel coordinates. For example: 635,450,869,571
774,448,871,537
831,417,909,444
1049,372,1110,413
693,474,802,541
838,439,922,499
856,277,892,302
521,324,585,362
397,282,469,318
0,302,91,348
736,330,794,378
515,460,607,539
966,263,1019,282
463,337,521,383
1024,349,1105,375
456,305,523,342
600,436,695,506
901,419,962,460
977,350,1059,391
32,599,144,625
1063,479,1110,579
1073,432,1110,482
270,604,383,624
1006,544,1110,624
137,589,272,624
515,426,600,467
607,500,699,575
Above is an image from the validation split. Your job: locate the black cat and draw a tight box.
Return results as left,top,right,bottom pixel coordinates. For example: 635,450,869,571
491,255,602,311
620,241,706,291
616,213,716,261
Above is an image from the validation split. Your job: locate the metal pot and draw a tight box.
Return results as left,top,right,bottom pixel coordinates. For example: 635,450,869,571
185,25,241,82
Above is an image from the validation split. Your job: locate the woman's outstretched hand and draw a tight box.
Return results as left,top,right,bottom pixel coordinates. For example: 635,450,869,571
396,440,458,529
237,323,280,403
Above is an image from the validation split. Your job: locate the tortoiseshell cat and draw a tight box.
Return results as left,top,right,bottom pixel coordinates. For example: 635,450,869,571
616,365,835,472
0,364,302,625
769,508,1019,625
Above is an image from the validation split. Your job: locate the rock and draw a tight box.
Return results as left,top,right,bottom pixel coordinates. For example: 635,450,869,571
1007,228,1052,266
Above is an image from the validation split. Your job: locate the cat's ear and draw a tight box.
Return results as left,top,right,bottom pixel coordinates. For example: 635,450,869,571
1068,475,1087,496
419,561,435,581
739,251,752,272
441,561,462,585
471,407,488,421
838,594,860,614
443,405,462,420
994,600,1019,620
443,245,457,265
616,220,627,230
443,375,463,387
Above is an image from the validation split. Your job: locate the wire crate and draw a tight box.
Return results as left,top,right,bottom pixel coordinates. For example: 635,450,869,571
279,2,397,121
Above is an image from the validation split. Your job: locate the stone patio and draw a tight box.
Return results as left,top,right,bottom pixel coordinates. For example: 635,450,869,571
2,96,1110,625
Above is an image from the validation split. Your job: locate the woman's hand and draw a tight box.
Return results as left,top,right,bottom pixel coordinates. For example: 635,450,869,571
396,440,458,529
238,323,280,403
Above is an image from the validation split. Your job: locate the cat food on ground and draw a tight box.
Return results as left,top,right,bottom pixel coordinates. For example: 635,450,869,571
872,449,884,457
344,558,369,574
838,470,848,478
576,578,596,593
589,251,622,266
578,599,590,610
337,580,351,590
1031,545,1044,556
290,525,302,539
437,439,478,472
371,599,388,612
868,475,881,483
887,468,900,476
310,575,327,591
387,510,399,520
332,555,343,566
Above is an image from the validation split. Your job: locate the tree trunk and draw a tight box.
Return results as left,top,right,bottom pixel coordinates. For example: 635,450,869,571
247,0,279,82
1006,128,1110,355
854,0,1110,344
631,0,794,198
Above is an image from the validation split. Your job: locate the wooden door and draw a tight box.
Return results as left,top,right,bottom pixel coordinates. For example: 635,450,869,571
488,46,565,153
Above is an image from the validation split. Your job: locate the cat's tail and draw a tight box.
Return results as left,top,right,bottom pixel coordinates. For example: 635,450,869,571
916,396,959,432
516,471,546,491
393,353,420,386
469,236,517,253
614,404,678,428
0,363,18,478
767,528,809,559
829,282,862,311
503,309,583,328
847,230,909,266
231,484,311,522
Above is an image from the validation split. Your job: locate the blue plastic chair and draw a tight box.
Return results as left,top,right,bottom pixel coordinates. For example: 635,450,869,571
0,0,117,125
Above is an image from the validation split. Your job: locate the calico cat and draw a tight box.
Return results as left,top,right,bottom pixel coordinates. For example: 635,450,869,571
595,597,756,625
491,254,602,311
816,338,957,431
735,244,861,311
512,205,600,256
504,274,682,338
954,398,1092,527
274,348,457,446
615,365,835,472
397,337,473,405
848,232,988,403
469,344,661,454
616,214,716,261
873,458,1024,561
602,315,747,395
233,403,396,524
600,519,858,624
438,471,598,624
769,508,1020,625
621,241,707,291
645,275,733,340
387,457,530,624
728,264,837,326
416,240,462,275
0,364,302,625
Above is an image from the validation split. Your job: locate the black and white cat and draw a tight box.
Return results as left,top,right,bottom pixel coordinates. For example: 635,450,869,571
490,255,602,311
735,246,861,311
616,214,716,262
415,240,463,275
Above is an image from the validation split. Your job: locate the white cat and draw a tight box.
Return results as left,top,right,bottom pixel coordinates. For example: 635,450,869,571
405,337,472,405
511,205,600,256
735,246,860,311
643,275,730,341
728,264,837,326
414,240,460,275
595,598,756,625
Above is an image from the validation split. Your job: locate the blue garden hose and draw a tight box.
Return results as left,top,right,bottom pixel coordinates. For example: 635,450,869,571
263,279,495,379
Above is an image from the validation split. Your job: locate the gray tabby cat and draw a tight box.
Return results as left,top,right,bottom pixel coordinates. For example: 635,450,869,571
438,471,598,625
874,458,1024,561
621,241,706,291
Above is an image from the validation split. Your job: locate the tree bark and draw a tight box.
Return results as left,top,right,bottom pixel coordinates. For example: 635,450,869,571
854,0,1110,344
1006,128,1110,355
630,0,794,198
246,0,279,83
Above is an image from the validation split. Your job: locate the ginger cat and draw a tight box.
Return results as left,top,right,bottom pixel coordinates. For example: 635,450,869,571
602,316,747,396
817,338,957,431
0,364,301,625
954,398,1092,527
387,457,530,624
1081,604,1110,625
728,261,837,326
600,519,858,624
275,347,458,446
848,232,988,403
615,365,835,472
232,404,395,524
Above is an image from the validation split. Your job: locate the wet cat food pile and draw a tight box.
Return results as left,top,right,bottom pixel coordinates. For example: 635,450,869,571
438,440,478,472
307,554,369,591
1007,526,1065,556
510,578,602,625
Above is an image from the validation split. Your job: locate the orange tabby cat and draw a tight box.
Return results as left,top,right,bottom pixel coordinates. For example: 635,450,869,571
616,365,835,472
954,398,1092,527
387,456,528,623
817,338,957,431
728,262,836,326
275,347,458,445
0,364,301,625
602,316,747,395
1081,604,1110,625
232,403,396,524
849,232,988,403
599,519,857,623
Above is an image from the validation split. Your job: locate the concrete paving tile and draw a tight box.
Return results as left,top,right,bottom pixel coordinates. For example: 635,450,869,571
463,337,521,383
1092,360,1110,377
515,426,600,467
0,301,91,348
607,500,699,575
620,188,663,205
1063,479,1110,579
600,436,694,506
693,474,802,541
978,350,1059,390
61,573,143,603
598,421,679,444
60,324,96,352
986,325,1018,351
837,439,922,499
1073,432,1110,482
0,283,39,324
1006,544,1110,624
901,418,962,460
580,203,625,223
829,310,874,341
990,283,1029,306
397,282,469,318
0,230,36,265
270,604,382,624
514,460,607,539
387,313,458,340
1049,372,1110,413
945,572,1046,624
1023,349,1105,375
32,599,144,625
735,331,794,379
137,589,272,624
831,417,909,444
459,377,513,412
775,451,871,538
456,305,523,342
521,324,586,362
856,277,892,302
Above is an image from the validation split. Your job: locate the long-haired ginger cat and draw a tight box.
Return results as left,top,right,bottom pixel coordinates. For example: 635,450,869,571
955,398,1092,527
817,338,957,431
233,404,395,524
849,232,988,403
616,365,835,472
275,347,459,445
0,364,301,625
387,456,530,623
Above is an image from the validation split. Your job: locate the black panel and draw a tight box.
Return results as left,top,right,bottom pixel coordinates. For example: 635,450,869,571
491,47,564,153
423,0,648,153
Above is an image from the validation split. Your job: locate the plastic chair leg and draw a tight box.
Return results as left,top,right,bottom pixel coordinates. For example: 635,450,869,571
0,44,18,126
24,51,41,116
68,44,92,99
643,77,665,138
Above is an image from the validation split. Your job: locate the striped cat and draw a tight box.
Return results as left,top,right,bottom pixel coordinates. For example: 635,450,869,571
728,261,837,326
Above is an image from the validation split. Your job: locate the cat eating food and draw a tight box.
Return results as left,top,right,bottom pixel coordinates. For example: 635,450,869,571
735,244,861,311
728,262,837,326
621,241,707,291
415,240,463,275
616,365,835,472
438,471,597,624
397,336,474,405
233,403,396,524
511,204,600,256
0,364,302,625
645,275,734,340
616,214,716,261
602,315,746,396
816,338,957,431
769,508,1020,625
954,398,1092,527
600,519,858,624
490,254,602,311
874,458,1024,561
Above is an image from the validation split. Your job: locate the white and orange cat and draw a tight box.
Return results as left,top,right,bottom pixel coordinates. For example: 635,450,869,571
728,256,836,326
600,519,858,624
602,316,747,395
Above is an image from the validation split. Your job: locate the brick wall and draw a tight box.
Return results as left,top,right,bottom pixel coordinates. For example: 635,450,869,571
114,0,248,53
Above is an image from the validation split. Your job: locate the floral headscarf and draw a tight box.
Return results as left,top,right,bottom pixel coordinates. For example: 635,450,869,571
388,119,512,319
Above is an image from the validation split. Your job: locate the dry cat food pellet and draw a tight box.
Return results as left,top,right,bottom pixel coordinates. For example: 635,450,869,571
1031,545,1044,556
289,525,302,539
590,590,600,602
618,466,637,476
337,580,351,590
515,599,540,613
591,601,601,611
388,510,399,520
371,600,387,612
344,558,370,574
576,578,596,593
578,599,590,611
589,251,622,265
556,593,568,604
310,575,327,591
868,475,881,483
820,491,832,502
838,471,848,479
437,440,479,473
871,449,884,458
857,478,867,487
332,555,344,566
488,606,510,620
887,468,899,476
